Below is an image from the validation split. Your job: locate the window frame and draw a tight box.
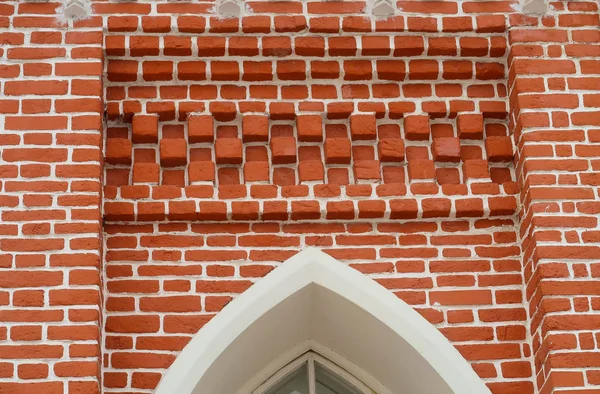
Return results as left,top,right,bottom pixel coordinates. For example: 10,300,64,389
251,351,375,394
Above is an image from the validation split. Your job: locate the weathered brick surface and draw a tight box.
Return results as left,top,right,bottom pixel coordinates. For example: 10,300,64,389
1,0,599,394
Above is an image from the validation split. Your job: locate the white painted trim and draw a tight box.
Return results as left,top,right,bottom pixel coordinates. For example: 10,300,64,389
62,0,90,19
252,353,309,394
237,340,390,394
251,350,374,394
521,0,548,14
154,248,491,394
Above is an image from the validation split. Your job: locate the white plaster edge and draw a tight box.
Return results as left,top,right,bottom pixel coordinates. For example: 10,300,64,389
517,0,549,14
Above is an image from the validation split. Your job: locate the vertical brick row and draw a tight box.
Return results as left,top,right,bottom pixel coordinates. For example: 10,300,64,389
508,2,600,393
0,3,104,394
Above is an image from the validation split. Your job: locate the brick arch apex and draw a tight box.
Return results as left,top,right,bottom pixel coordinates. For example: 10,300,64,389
154,248,491,394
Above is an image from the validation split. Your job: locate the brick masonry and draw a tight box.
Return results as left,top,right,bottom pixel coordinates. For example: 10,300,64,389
0,1,599,394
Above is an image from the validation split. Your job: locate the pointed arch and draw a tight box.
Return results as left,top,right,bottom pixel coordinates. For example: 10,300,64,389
154,248,491,394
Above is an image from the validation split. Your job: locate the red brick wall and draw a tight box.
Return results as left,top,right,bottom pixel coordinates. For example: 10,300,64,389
0,1,105,393
1,1,599,394
509,3,600,393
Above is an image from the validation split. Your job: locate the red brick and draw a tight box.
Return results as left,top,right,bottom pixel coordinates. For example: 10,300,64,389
354,160,381,180
404,115,430,140
188,114,214,143
242,114,269,142
463,160,490,180
390,199,418,219
299,161,324,182
160,139,187,167
457,113,484,139
105,138,132,165
189,162,215,183
350,114,377,140
132,163,159,184
132,115,159,143
215,138,243,164
18,363,48,379
297,115,323,142
433,137,461,162
291,201,321,220
485,136,513,162
270,137,297,164
325,138,351,164
408,160,435,180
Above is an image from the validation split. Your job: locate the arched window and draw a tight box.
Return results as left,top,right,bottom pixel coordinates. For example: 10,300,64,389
155,248,491,394
254,351,375,394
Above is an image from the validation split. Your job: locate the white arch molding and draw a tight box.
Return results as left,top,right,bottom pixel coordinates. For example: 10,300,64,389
154,248,491,394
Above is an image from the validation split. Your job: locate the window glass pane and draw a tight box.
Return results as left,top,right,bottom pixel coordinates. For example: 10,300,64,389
315,362,363,394
265,362,309,394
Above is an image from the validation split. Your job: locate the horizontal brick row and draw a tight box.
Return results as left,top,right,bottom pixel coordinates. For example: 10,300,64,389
104,180,518,198
102,12,508,31
105,98,509,124
104,112,514,187
107,59,506,83
105,36,508,59
102,191,518,222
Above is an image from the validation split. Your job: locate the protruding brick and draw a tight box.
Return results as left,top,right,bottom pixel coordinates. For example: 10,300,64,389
210,102,237,122
390,199,418,219
326,201,354,219
407,159,435,180
378,139,405,162
242,115,269,142
262,201,288,220
350,114,377,140
463,160,490,180
178,61,207,81
137,202,166,221
105,139,132,165
232,201,260,220
188,115,214,143
299,160,324,181
358,200,386,218
489,196,517,216
377,60,406,81
215,138,243,164
455,198,484,217
404,115,430,140
354,160,381,180
244,162,270,182
132,163,159,184
457,113,484,139
132,115,158,143
485,136,513,162
433,137,461,162
188,162,215,183
270,137,297,164
104,202,135,221
291,201,321,220
422,198,452,218
269,102,296,120
325,138,351,164
297,115,323,142
159,139,187,167
198,201,227,221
